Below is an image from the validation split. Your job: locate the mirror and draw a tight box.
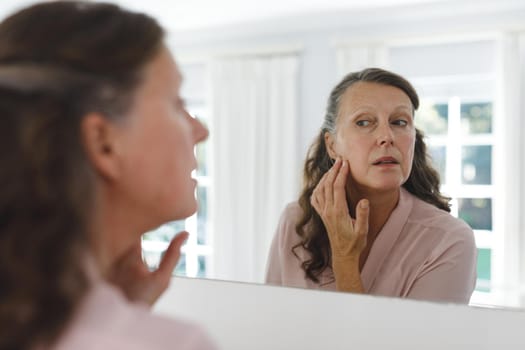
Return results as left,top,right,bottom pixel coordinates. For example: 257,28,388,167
2,0,523,310
135,0,525,310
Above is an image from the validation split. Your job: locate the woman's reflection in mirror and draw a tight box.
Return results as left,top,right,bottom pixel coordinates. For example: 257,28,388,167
266,68,477,304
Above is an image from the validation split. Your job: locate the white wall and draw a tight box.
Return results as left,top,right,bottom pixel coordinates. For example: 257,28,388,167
0,1,38,19
156,277,525,350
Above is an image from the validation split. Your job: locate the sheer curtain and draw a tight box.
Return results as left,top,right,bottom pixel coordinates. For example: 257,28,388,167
210,54,300,283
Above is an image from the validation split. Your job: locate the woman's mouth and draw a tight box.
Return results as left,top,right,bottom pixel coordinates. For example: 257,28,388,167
372,157,399,165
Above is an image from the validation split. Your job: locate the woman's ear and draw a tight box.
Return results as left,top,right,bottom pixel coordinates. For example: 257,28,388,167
324,131,338,161
81,113,122,181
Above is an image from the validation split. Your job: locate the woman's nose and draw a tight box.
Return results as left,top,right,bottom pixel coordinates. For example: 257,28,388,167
193,117,209,143
376,123,394,146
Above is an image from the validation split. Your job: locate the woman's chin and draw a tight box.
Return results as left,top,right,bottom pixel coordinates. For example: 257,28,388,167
171,201,198,221
357,181,403,195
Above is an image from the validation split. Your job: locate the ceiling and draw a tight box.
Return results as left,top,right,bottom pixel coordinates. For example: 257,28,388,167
1,0,446,32
114,0,445,31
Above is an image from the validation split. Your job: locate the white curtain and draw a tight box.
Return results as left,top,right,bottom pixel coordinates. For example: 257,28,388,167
495,32,525,306
336,43,389,77
210,54,300,283
520,32,525,307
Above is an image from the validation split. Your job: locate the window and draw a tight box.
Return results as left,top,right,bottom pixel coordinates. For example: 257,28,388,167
416,95,495,294
141,62,213,278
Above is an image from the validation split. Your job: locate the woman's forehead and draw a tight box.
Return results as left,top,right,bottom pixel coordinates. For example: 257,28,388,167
343,81,410,100
338,82,412,113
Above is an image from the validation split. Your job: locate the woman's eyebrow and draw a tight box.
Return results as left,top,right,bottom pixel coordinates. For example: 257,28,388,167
345,106,376,116
393,105,413,111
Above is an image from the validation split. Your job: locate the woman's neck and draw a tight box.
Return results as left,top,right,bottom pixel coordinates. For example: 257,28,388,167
346,187,400,239
88,193,146,278
346,187,400,271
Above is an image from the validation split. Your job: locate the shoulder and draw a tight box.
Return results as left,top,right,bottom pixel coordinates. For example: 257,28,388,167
274,201,304,245
280,201,303,221
405,192,475,246
129,311,217,350
268,201,306,261
58,316,215,350
58,282,216,350
394,192,477,285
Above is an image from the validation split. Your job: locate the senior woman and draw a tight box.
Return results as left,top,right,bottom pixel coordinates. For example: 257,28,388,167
266,68,477,304
0,2,215,349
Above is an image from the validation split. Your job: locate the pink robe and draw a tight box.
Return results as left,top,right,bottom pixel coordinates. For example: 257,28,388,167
265,188,477,304
53,279,216,349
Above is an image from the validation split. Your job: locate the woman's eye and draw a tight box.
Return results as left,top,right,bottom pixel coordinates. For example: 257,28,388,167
172,98,187,115
173,97,186,109
356,120,371,127
392,119,408,126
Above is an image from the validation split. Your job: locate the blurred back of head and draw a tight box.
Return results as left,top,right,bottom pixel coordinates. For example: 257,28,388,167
0,2,164,349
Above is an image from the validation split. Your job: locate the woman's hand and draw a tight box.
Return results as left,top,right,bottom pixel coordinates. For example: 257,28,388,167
310,158,370,292
107,231,188,307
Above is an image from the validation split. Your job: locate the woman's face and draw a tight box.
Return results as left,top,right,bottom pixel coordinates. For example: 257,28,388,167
325,81,416,195
114,46,208,227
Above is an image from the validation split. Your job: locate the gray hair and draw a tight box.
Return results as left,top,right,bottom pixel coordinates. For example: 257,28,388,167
322,67,420,135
